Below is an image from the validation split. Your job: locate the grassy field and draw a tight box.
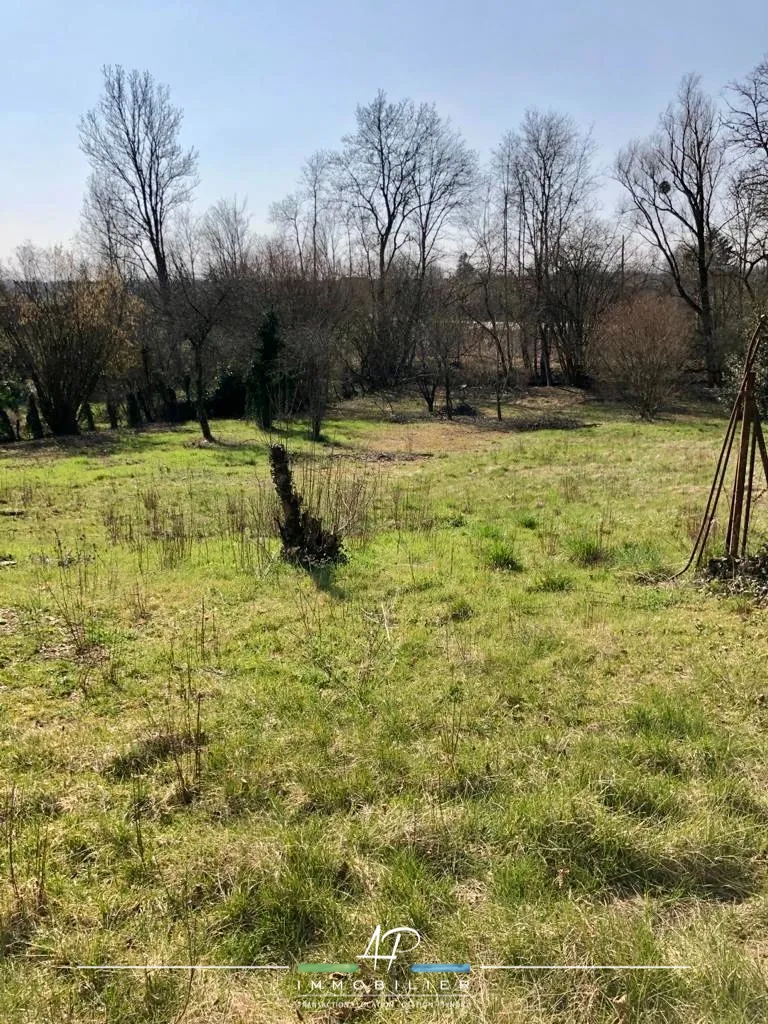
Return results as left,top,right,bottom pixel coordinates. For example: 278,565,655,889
1,391,767,1023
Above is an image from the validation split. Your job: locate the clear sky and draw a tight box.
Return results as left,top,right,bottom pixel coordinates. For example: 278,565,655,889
2,0,767,260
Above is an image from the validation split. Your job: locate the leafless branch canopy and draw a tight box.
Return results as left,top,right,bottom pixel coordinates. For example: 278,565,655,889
79,65,199,296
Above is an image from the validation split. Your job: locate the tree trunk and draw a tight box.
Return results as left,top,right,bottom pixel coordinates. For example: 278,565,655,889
417,376,437,414
310,410,323,443
26,393,44,439
137,391,153,423
41,401,79,437
539,327,553,386
697,257,718,386
0,408,15,442
194,343,213,442
139,346,155,421
106,401,119,429
126,393,142,428
520,329,532,372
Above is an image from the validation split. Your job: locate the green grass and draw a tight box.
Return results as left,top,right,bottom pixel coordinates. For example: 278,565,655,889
484,537,524,572
0,394,767,1022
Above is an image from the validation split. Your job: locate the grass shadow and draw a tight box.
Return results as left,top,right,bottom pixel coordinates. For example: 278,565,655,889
308,562,347,598
104,729,207,780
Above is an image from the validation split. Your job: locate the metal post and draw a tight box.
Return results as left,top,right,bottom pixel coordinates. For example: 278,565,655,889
726,374,754,559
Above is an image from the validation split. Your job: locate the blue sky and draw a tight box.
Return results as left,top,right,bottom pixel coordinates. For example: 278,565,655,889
2,0,767,259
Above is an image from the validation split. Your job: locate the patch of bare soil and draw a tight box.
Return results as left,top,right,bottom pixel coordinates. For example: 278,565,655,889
38,638,109,663
474,413,596,433
324,449,435,463
360,413,595,457
0,608,20,634
365,420,492,455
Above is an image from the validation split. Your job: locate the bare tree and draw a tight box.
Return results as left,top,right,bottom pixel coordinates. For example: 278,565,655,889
514,110,596,384
726,170,768,290
169,211,241,441
410,108,476,277
302,151,335,281
0,246,140,436
458,137,531,395
270,152,339,280
334,91,475,387
260,246,353,441
80,175,136,281
547,217,621,385
493,134,528,372
335,92,421,386
457,114,595,391
202,195,253,278
269,193,307,277
79,66,199,422
457,179,517,408
725,56,768,291
79,65,199,305
415,277,466,417
726,56,768,186
616,74,727,384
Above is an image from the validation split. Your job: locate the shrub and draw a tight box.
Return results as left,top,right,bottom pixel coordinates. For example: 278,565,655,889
0,248,140,436
593,294,693,419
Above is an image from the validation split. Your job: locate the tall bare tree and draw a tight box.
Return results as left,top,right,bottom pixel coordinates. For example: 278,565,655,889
414,275,466,417
270,152,339,280
616,74,727,383
459,114,595,388
513,110,596,384
334,91,475,387
493,133,526,372
725,56,768,292
79,65,199,305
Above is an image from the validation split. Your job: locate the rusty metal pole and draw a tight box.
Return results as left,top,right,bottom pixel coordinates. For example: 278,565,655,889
675,317,768,578
726,374,754,559
740,402,758,557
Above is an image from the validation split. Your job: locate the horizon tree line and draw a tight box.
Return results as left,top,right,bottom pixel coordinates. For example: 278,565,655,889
1,57,768,438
